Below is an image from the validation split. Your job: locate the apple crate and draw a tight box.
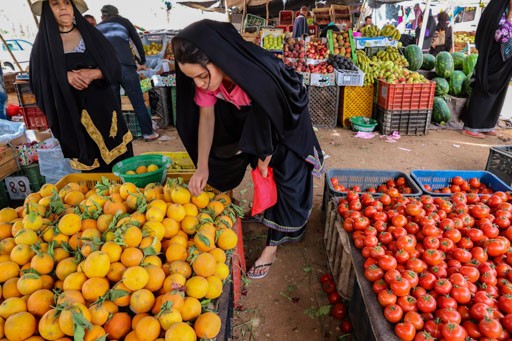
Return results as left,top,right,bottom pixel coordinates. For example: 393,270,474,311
377,80,436,111
338,85,374,127
260,27,284,52
485,146,512,186
324,197,355,300
279,10,294,26
308,85,338,128
14,81,37,106
0,145,19,181
21,106,48,130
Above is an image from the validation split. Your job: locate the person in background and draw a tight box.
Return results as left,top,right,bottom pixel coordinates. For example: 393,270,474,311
293,6,309,38
173,20,324,280
415,9,437,52
84,14,96,26
320,22,340,38
0,66,6,120
364,16,373,27
430,11,453,56
461,0,512,138
97,4,159,142
29,0,133,171
411,3,422,30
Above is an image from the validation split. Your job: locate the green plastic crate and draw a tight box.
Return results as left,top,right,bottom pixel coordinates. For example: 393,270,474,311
0,181,10,208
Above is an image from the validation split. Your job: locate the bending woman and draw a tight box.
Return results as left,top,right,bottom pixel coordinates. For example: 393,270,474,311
30,0,132,171
173,20,324,279
462,0,512,138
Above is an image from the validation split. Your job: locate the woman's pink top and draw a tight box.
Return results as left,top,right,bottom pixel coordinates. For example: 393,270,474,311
194,83,251,109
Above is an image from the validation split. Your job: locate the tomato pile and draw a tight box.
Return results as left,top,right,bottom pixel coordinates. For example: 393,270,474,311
338,190,512,341
319,273,353,336
331,177,415,195
424,176,496,195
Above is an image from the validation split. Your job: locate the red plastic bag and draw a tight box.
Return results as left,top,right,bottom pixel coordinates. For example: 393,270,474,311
251,166,278,216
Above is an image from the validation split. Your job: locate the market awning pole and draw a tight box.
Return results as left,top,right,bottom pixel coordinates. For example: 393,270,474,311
266,0,269,24
27,0,39,26
241,0,246,32
358,0,368,31
0,33,23,72
417,0,431,51
225,0,230,21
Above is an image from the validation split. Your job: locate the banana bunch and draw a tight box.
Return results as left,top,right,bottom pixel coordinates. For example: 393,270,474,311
375,47,409,68
361,25,380,38
379,24,401,41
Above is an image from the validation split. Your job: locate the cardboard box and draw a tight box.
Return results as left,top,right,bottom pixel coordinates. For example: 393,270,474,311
121,92,150,112
0,145,19,180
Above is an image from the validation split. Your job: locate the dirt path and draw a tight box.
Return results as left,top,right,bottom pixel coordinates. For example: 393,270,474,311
133,126,512,341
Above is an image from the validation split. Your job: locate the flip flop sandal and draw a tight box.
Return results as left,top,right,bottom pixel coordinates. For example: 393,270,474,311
461,130,485,139
247,260,275,279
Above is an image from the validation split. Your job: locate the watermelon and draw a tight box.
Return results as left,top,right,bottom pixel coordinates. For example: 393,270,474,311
432,97,452,124
404,45,423,71
463,72,474,97
463,54,478,75
449,71,466,97
451,52,466,70
421,54,436,71
435,51,454,79
432,77,450,96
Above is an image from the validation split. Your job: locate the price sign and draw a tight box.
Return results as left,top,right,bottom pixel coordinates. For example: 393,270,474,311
5,176,32,200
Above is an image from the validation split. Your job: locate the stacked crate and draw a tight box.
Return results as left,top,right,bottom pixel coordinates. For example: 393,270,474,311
14,81,48,130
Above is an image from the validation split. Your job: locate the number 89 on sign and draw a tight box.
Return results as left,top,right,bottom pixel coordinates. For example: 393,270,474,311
5,176,32,200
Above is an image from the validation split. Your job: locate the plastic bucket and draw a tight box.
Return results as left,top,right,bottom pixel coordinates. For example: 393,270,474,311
112,154,171,188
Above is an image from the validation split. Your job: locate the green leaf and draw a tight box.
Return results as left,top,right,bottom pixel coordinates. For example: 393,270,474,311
108,289,130,301
303,266,312,274
96,335,108,341
198,233,211,247
72,310,92,341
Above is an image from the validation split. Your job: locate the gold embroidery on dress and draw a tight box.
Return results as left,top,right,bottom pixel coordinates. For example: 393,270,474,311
80,110,133,164
70,158,100,170
110,111,118,138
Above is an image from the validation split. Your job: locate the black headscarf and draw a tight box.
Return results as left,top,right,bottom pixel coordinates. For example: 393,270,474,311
175,20,322,168
474,0,509,94
30,0,120,135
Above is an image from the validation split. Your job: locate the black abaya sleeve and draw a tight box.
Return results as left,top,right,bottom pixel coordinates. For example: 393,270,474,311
238,103,277,158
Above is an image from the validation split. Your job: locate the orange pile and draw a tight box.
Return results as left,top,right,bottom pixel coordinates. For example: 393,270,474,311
0,177,241,341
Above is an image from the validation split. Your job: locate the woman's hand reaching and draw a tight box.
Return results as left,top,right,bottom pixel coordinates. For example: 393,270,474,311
189,168,209,196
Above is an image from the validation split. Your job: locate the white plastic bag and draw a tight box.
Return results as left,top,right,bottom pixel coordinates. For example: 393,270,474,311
0,119,25,144
37,144,80,184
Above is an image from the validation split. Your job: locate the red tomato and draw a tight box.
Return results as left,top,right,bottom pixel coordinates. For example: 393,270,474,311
434,279,453,295
322,281,336,294
418,272,437,291
390,277,412,297
378,254,398,271
424,319,443,339
471,203,491,219
340,319,352,334
479,317,503,339
411,286,427,299
395,322,416,341
372,279,388,294
436,308,461,324
364,265,384,282
462,320,483,339
320,273,333,283
448,273,468,287
402,270,419,288
328,292,342,304
459,266,480,283
406,258,428,273
451,286,471,304
422,249,444,266
452,248,472,263
384,303,403,323
502,314,512,333
397,295,418,313
437,295,458,309
378,289,397,307
403,311,424,331
470,302,492,320
330,302,347,320
395,249,410,264
499,294,512,314
438,238,455,253
416,294,437,313
441,322,467,341
423,236,440,250
471,246,488,264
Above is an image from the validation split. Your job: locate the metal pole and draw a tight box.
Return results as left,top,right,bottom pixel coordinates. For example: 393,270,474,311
417,0,431,52
241,0,247,33
225,0,230,22
27,0,39,27
266,0,270,24
0,33,23,72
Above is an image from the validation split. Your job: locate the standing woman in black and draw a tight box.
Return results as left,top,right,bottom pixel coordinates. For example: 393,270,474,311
30,0,132,171
462,0,512,138
173,20,324,279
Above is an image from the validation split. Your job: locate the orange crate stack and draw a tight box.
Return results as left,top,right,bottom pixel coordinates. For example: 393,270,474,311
377,80,436,111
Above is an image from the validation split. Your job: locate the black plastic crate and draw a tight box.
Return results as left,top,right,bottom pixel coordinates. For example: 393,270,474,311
122,112,142,139
308,86,338,128
376,105,432,136
0,180,10,208
149,87,172,129
485,146,512,186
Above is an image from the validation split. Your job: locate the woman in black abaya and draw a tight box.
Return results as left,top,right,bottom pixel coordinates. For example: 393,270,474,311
173,20,324,279
462,0,512,138
30,0,132,171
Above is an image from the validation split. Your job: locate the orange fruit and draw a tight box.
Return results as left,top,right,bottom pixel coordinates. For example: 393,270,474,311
30,252,55,275
101,241,123,263
165,322,196,341
123,266,149,291
84,325,106,341
121,247,144,267
180,215,198,235
0,297,27,319
62,272,87,291
55,257,78,281
146,207,165,223
135,165,147,174
161,218,180,239
5,311,36,341
38,308,64,340
156,306,182,331
107,261,126,283
166,204,186,222
111,282,132,307
89,300,117,326
185,276,209,299
169,260,192,279
161,273,186,293
129,289,155,314
0,208,18,223
216,228,238,250
82,277,110,302
214,262,230,281
180,297,202,322
205,276,223,299
16,273,43,296
27,289,54,317
191,192,209,209
58,303,91,336
57,213,82,236
123,226,143,247
192,252,217,277
120,183,138,200
207,200,224,217
194,312,221,339
135,316,161,341
56,290,85,306
209,248,227,264
165,243,188,263
82,251,110,278
193,232,215,252
143,264,165,292
0,262,20,283
103,312,131,340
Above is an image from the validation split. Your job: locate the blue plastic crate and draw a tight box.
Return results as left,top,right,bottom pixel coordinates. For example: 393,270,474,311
410,170,512,196
323,168,423,212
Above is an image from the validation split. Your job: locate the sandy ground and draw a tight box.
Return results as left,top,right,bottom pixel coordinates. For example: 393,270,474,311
132,124,512,341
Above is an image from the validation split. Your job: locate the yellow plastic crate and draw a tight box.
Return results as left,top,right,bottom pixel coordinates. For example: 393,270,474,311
142,151,196,172
55,173,122,190
338,85,374,128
